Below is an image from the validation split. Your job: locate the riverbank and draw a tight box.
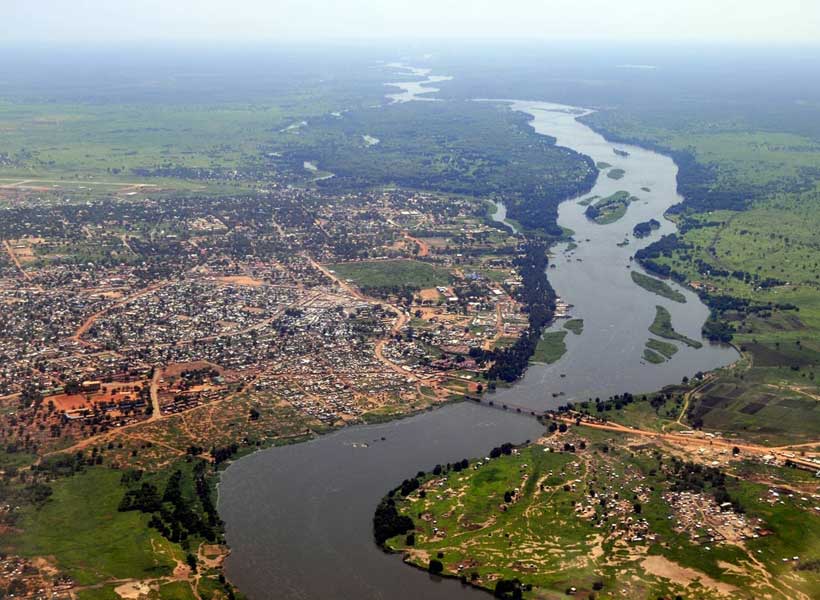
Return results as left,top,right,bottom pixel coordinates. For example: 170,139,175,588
380,414,820,600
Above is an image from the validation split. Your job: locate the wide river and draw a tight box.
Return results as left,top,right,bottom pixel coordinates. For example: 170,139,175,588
219,86,739,599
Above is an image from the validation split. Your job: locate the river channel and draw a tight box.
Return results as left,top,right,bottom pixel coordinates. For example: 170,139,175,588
219,75,739,599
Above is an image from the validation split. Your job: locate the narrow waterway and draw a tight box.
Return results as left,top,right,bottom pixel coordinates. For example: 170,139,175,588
220,79,739,600
385,63,453,103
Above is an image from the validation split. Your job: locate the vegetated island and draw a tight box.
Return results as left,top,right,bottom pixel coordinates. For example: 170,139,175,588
644,337,679,363
596,161,612,169
374,421,818,599
530,330,568,364
632,218,661,238
577,195,598,206
640,186,651,192
606,168,626,180
563,318,584,335
649,305,702,348
613,148,630,157
631,271,686,303
584,191,636,225
643,347,666,364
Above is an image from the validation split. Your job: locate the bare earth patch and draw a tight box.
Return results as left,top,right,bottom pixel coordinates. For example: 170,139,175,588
641,555,737,596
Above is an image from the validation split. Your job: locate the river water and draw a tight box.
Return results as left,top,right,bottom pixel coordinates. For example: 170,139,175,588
385,63,454,103
219,84,739,599
219,403,543,600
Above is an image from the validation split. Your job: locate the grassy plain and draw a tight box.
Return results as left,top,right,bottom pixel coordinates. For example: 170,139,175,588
327,259,451,290
5,468,179,586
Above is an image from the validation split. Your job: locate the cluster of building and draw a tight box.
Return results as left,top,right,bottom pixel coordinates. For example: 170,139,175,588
664,490,761,544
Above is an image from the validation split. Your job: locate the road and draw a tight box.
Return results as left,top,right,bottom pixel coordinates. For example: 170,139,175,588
552,413,820,471
149,367,163,421
3,240,32,281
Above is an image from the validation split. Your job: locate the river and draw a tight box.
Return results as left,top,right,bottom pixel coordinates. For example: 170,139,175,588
489,101,738,408
219,403,543,600
385,63,454,103
219,83,739,599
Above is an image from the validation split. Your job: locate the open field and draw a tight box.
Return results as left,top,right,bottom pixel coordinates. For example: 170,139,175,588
327,259,452,291
5,468,179,586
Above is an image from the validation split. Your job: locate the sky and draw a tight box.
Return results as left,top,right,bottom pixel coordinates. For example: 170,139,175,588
2,0,819,44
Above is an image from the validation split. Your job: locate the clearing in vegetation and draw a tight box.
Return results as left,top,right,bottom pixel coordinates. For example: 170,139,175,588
327,259,451,291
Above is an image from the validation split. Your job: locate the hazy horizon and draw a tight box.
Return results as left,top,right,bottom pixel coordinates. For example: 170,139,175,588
4,0,820,44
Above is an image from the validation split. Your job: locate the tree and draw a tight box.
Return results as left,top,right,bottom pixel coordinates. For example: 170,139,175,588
428,559,444,574
494,578,523,599
732,446,740,456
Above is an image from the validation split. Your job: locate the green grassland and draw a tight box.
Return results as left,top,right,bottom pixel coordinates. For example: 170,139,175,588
631,271,686,303
643,193,820,442
0,60,389,184
5,468,180,585
327,259,451,290
1,459,235,598
384,431,820,599
531,330,568,364
584,112,820,194
649,306,703,348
